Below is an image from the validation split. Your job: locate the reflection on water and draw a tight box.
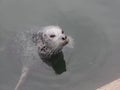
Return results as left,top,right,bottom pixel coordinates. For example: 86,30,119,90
0,0,111,90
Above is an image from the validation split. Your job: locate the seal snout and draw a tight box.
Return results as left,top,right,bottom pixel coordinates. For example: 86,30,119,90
62,37,69,46
61,35,67,40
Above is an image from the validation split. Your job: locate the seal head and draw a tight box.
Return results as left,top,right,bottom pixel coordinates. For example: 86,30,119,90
32,26,69,59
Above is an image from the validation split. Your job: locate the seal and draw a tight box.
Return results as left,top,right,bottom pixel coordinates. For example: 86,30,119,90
32,25,71,74
32,25,69,60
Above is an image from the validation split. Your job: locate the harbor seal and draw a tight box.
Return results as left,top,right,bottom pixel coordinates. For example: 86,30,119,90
32,25,73,74
32,26,69,60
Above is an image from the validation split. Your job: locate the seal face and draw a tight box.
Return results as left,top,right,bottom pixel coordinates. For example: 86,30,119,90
42,26,69,50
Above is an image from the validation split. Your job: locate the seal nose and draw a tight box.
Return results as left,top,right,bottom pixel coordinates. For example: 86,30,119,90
62,35,67,40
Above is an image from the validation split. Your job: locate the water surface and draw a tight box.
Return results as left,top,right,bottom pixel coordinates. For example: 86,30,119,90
0,0,120,90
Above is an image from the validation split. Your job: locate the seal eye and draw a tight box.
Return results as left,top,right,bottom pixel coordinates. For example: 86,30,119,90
62,30,64,34
50,34,55,38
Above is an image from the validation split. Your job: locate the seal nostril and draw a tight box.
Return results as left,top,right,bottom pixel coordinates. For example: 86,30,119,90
62,36,67,40
62,37,65,40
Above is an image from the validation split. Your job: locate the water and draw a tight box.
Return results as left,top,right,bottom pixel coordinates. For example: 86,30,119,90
1,0,120,90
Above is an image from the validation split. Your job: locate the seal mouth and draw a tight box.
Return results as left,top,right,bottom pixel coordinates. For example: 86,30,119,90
62,40,69,46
